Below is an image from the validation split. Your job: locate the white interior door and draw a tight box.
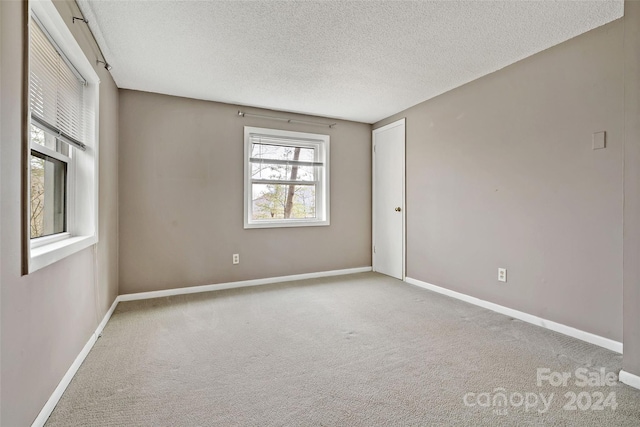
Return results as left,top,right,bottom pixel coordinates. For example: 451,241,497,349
373,118,405,280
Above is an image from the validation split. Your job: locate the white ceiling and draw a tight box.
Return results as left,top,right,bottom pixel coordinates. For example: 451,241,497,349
78,0,623,124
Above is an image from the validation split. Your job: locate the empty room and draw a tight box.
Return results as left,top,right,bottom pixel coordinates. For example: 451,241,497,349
2,0,640,425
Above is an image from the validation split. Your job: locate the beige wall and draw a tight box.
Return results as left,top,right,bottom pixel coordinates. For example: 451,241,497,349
0,1,119,425
118,90,371,294
623,0,640,376
375,19,625,341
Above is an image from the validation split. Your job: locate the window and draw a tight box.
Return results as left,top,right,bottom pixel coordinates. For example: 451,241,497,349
30,132,68,239
27,0,99,273
244,127,330,228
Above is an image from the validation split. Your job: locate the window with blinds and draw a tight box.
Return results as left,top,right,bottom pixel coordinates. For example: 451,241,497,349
29,15,87,151
244,127,330,228
27,0,100,273
29,14,87,240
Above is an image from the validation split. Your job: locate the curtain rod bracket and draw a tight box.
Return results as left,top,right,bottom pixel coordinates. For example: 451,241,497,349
97,59,112,71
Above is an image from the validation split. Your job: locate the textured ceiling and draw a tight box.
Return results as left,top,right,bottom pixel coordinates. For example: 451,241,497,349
77,0,623,124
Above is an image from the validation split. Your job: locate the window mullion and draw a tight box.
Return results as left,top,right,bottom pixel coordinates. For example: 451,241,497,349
249,158,323,167
251,179,317,186
31,141,71,163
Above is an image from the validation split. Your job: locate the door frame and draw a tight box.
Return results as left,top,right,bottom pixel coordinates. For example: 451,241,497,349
372,118,406,280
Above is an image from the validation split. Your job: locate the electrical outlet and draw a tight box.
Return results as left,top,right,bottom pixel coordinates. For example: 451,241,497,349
233,254,239,265
498,268,507,283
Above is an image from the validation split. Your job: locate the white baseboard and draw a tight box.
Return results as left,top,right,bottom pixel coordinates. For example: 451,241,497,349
619,370,640,390
118,266,373,302
31,298,119,427
405,277,623,354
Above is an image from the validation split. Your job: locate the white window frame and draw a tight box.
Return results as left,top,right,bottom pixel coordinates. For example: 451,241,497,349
29,136,75,248
27,0,100,273
244,126,330,229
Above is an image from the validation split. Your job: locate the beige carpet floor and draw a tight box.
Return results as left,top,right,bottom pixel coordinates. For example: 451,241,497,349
46,272,640,426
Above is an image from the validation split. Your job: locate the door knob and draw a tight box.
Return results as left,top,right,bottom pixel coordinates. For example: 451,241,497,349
395,207,401,212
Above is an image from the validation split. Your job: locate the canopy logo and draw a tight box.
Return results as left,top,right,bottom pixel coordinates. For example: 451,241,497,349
462,367,619,416
463,389,554,416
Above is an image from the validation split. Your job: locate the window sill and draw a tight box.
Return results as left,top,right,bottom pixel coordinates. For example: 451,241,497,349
29,234,97,273
244,219,330,229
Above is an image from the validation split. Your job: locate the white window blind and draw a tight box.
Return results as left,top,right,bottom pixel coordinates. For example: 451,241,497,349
249,134,325,168
29,16,87,151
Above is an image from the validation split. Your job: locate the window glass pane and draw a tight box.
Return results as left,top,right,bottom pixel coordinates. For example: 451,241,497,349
31,124,71,157
31,123,55,150
251,163,315,182
30,151,66,238
252,183,316,220
251,143,315,162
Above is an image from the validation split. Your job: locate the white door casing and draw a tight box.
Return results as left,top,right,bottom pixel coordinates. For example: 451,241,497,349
372,118,405,280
